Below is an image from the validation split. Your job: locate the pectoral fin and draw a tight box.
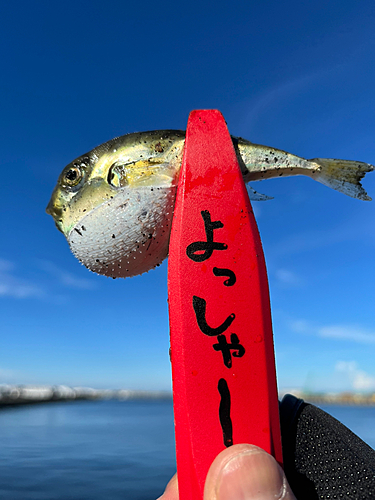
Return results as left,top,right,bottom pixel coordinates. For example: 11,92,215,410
246,185,274,201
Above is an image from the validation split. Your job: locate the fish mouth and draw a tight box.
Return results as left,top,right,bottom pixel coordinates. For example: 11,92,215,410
45,198,54,216
46,198,64,233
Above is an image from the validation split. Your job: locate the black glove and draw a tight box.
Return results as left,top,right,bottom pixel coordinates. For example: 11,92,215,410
280,394,375,499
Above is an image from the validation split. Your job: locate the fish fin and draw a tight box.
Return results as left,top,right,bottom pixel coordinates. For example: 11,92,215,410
246,185,274,201
311,158,374,201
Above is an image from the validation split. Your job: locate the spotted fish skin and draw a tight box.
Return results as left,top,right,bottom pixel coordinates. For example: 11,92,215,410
46,130,373,278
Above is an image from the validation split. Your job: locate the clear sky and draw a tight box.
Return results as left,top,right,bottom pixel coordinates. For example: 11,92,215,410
1,0,374,393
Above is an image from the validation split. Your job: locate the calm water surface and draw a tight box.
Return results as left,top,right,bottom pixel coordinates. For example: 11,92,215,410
0,400,176,500
0,400,374,499
320,404,375,449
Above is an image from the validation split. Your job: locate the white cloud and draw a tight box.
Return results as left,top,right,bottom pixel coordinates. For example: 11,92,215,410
335,360,356,372
271,223,357,259
335,361,375,391
0,258,15,273
268,210,375,262
320,325,375,344
275,268,302,287
38,260,96,290
0,282,43,299
240,72,325,134
289,319,310,334
290,319,375,344
0,260,44,299
237,60,352,137
0,257,96,301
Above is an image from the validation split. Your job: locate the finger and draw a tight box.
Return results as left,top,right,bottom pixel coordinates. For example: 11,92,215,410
157,473,179,500
204,444,297,500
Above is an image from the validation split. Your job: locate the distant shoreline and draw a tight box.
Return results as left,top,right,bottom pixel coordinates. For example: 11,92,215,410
2,385,375,408
0,385,172,408
292,392,375,406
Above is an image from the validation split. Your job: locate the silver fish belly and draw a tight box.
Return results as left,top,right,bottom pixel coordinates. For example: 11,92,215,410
68,185,176,278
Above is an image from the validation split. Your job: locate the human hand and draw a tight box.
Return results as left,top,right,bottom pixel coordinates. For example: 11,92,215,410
158,444,296,500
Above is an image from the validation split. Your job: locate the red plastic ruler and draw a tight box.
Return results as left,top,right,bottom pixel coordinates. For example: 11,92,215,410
168,110,282,500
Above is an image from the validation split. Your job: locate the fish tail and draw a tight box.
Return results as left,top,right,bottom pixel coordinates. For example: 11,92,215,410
310,158,374,201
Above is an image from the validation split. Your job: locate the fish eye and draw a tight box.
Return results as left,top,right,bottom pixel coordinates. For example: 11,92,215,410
63,166,82,187
108,164,127,188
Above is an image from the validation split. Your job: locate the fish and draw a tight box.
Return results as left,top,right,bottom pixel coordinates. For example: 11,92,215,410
46,130,373,279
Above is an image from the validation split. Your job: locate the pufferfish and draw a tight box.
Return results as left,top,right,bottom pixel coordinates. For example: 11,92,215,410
46,130,373,278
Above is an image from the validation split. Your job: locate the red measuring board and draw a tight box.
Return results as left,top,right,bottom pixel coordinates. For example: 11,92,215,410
168,110,282,500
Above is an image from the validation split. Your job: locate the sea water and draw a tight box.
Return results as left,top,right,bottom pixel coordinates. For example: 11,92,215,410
0,400,175,500
0,400,374,500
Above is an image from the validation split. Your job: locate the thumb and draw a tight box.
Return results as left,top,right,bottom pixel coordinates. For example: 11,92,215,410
204,444,296,500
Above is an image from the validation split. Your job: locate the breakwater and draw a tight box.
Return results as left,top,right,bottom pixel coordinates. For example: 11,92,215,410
0,385,171,408
280,389,375,406
2,385,375,407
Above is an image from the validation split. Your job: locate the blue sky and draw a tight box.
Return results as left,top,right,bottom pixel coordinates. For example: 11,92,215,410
1,0,374,392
